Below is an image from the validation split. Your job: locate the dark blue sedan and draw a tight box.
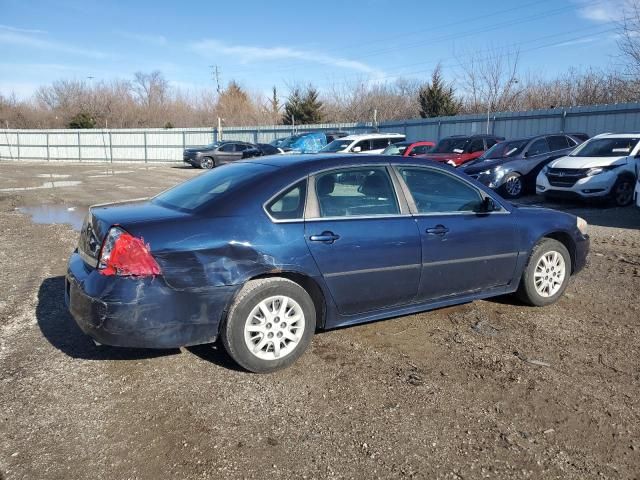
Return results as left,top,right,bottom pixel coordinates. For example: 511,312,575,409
65,154,589,372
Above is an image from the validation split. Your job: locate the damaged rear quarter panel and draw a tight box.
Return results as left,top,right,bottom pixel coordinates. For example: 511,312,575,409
125,214,321,291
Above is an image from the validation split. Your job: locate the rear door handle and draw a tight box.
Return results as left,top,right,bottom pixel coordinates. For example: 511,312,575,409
309,231,340,243
426,225,449,236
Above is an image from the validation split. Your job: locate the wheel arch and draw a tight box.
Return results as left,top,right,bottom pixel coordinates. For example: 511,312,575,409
539,231,577,274
221,271,328,332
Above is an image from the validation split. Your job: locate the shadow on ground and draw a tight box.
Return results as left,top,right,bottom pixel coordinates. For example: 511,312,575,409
37,276,178,361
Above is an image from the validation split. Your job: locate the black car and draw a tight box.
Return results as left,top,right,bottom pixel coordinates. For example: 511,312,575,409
183,141,263,169
461,134,583,198
256,143,281,156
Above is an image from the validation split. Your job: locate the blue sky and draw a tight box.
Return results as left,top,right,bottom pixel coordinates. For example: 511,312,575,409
0,0,625,99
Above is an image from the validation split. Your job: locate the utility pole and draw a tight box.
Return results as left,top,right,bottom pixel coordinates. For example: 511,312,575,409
210,65,221,94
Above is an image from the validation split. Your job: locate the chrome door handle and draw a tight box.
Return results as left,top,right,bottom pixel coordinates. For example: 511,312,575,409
309,231,340,243
426,225,449,235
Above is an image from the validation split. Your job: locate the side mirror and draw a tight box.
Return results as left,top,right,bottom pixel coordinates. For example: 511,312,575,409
479,197,499,213
352,146,362,153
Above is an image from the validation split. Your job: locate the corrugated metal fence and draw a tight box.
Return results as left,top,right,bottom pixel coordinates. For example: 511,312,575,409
2,102,640,163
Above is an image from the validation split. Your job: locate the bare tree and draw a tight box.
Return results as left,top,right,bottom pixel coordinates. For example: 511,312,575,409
132,71,169,108
618,1,640,76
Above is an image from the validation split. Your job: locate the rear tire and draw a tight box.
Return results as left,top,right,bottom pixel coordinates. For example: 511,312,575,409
200,157,215,169
516,238,571,307
221,278,316,373
610,176,634,207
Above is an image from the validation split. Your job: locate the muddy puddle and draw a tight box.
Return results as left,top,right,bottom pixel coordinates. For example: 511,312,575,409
17,205,87,231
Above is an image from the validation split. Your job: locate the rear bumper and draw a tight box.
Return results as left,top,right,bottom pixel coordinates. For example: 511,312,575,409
65,252,237,348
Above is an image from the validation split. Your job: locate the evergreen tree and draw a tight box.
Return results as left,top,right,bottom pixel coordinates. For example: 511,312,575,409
418,64,460,118
282,85,323,125
68,112,96,129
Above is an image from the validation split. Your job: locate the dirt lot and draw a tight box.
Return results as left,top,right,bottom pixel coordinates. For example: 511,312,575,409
0,161,639,480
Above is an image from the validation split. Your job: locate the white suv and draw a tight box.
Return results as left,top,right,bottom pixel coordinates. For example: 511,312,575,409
536,133,638,206
319,133,406,154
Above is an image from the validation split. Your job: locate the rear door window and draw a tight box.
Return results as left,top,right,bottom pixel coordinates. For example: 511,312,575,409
353,140,371,152
315,167,399,217
469,138,485,153
547,135,570,151
371,138,391,150
527,138,550,157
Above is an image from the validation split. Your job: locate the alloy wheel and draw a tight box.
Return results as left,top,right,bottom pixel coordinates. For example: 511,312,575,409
244,295,305,360
504,175,522,197
533,250,566,298
200,157,214,169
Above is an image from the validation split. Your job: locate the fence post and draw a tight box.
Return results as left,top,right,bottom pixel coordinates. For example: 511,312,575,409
144,131,148,163
77,131,81,161
182,130,186,150
437,121,442,141
17,131,20,160
109,132,113,163
46,132,50,161
561,110,567,133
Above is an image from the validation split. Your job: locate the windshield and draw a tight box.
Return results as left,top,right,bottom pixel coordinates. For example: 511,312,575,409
432,137,470,154
481,140,527,160
320,139,352,153
153,163,271,211
382,143,408,155
571,138,640,157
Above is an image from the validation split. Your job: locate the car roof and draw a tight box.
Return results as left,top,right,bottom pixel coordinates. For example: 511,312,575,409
339,133,405,141
443,134,502,139
591,133,640,139
239,153,448,173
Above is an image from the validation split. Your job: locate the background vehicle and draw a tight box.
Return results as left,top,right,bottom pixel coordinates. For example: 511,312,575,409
536,133,639,206
183,141,263,168
462,134,582,198
419,134,504,167
320,133,406,154
254,143,281,156
382,140,435,157
66,154,589,373
276,132,327,154
567,132,590,142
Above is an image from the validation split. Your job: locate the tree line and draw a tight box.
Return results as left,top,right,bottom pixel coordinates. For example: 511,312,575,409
2,16,640,129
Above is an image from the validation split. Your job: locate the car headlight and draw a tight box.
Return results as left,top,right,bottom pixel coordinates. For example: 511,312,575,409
586,164,623,176
577,216,588,235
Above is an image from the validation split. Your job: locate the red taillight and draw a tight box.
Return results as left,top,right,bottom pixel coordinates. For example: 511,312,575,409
98,227,161,277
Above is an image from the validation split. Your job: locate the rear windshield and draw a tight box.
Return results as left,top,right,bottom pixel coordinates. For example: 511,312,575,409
482,140,528,159
432,137,470,153
571,138,640,157
153,162,271,211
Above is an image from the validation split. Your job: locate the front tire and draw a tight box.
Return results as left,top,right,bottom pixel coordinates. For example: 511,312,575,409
611,176,634,207
516,238,571,306
500,173,523,199
221,278,316,373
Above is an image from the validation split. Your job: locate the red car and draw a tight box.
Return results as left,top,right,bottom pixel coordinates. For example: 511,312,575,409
418,134,503,167
381,140,435,157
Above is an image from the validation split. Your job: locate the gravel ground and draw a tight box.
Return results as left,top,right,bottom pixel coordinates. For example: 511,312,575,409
0,162,639,480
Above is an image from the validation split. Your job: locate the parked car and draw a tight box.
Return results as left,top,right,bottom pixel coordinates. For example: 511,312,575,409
66,154,589,373
277,132,328,154
461,134,583,198
382,140,435,157
255,143,281,156
419,134,504,167
536,133,639,206
270,137,287,148
183,141,262,168
320,133,406,154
